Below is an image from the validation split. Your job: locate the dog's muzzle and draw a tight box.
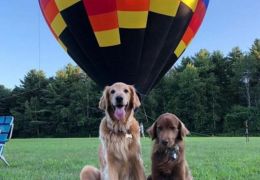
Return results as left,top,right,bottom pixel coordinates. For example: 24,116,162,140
113,98,128,121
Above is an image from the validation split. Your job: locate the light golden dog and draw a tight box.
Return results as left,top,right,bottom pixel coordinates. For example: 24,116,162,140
80,82,146,180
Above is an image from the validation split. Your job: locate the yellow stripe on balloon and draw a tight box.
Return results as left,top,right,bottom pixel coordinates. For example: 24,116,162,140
51,13,67,37
181,0,198,12
118,11,148,29
55,0,80,11
174,40,186,57
57,39,67,51
150,0,180,17
94,28,121,47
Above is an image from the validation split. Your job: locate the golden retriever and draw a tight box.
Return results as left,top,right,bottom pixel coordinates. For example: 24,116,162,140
80,82,146,180
147,113,192,180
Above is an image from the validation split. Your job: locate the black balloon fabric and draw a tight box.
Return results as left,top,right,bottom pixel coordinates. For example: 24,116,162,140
39,0,209,94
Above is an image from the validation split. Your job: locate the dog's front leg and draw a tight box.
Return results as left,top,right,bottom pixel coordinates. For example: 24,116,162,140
151,174,169,180
131,157,146,180
106,160,119,180
136,165,146,180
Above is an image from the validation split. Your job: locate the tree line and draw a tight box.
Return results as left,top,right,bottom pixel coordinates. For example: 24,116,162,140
0,39,260,137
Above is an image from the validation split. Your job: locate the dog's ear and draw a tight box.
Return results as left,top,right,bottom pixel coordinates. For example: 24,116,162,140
178,120,190,140
147,122,157,140
99,86,110,110
129,85,141,109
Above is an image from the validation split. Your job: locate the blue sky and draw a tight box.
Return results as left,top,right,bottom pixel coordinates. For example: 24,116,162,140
0,1,260,89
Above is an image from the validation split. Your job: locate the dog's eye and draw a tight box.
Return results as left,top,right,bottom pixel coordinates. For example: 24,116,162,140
124,89,129,93
157,127,162,131
111,90,115,94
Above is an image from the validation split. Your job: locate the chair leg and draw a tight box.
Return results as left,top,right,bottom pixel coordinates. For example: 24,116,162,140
0,155,9,166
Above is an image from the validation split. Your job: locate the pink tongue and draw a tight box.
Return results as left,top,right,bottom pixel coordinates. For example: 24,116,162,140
114,107,126,121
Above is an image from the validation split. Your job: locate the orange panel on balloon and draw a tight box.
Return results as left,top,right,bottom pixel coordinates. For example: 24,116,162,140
88,11,119,32
182,27,194,45
44,0,59,23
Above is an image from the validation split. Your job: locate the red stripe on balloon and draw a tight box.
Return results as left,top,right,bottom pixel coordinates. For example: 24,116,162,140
181,0,207,45
83,0,117,16
39,0,58,39
189,0,206,34
116,0,149,11
83,0,119,34
39,0,49,9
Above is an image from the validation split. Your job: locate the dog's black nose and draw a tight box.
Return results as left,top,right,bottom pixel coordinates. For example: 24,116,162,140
161,140,168,146
116,96,123,104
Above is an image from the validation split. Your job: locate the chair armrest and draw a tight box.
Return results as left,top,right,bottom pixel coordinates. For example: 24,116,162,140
7,124,14,140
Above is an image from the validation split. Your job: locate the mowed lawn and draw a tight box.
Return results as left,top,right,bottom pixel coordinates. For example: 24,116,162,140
0,137,260,180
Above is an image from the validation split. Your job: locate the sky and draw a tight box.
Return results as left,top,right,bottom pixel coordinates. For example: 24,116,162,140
0,1,260,89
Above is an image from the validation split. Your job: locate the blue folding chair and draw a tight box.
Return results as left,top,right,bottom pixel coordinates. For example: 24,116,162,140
0,116,14,166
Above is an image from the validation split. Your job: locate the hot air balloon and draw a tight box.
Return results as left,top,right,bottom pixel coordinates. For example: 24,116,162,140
39,0,209,95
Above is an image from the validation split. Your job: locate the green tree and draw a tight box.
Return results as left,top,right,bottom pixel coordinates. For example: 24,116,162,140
0,85,11,115
10,70,49,137
250,39,260,60
172,64,203,131
42,64,102,137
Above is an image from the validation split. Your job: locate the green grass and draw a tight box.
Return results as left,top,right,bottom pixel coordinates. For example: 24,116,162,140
0,137,260,180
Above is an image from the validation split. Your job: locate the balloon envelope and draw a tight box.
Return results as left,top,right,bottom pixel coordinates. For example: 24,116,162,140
39,0,209,94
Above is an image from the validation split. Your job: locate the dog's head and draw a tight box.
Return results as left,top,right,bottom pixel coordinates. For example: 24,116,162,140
99,82,140,122
147,113,189,148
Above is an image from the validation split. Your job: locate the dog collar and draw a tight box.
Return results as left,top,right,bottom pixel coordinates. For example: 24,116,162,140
106,120,132,138
108,126,132,139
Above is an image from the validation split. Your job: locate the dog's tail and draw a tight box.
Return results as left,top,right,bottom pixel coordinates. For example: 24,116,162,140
80,165,101,180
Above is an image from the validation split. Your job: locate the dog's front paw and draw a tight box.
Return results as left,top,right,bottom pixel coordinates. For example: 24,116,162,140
147,175,152,180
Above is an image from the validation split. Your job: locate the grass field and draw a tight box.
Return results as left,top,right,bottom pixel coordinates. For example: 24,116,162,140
0,137,260,180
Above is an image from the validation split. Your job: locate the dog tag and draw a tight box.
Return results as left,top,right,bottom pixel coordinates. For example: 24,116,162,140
170,151,177,160
126,134,132,139
173,153,177,160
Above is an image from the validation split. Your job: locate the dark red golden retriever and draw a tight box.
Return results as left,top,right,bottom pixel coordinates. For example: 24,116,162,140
147,113,192,180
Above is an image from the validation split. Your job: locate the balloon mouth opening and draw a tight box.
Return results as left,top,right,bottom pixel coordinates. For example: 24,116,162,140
112,104,128,121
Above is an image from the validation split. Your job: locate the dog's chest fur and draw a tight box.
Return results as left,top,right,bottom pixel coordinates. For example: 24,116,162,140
151,141,193,179
99,117,142,180
100,118,139,162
